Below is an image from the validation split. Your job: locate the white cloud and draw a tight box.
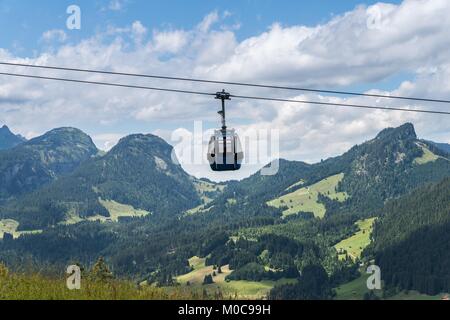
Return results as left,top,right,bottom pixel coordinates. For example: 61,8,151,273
131,21,147,45
152,30,189,54
202,1,450,86
41,29,67,43
197,11,220,33
1,2,450,181
132,21,147,36
108,0,125,11
105,20,147,45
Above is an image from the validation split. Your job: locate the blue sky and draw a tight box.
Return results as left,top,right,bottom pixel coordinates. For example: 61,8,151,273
0,0,406,114
0,0,449,181
1,0,400,56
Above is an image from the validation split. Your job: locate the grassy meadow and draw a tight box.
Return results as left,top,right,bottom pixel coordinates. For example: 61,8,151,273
268,173,349,218
414,143,441,165
0,274,194,300
334,218,376,261
0,219,42,239
334,271,446,300
61,199,150,225
173,256,296,300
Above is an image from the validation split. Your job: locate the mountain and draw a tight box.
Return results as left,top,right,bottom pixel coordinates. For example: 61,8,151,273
4,122,447,227
0,125,26,150
2,134,201,229
371,178,450,295
0,127,98,203
333,123,449,215
1,122,449,295
217,123,450,218
426,141,450,154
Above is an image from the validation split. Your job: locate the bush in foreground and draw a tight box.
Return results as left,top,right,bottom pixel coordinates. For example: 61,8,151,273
0,271,200,300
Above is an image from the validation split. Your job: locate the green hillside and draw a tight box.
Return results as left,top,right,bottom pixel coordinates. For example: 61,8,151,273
0,263,195,300
372,178,450,295
0,219,42,239
268,173,349,218
1,134,200,230
185,180,225,215
1,123,450,300
174,256,296,299
221,123,450,222
335,218,376,261
414,142,441,165
63,199,150,225
334,272,445,300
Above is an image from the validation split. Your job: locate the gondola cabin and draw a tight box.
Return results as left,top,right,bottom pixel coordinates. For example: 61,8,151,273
208,129,243,171
207,90,244,172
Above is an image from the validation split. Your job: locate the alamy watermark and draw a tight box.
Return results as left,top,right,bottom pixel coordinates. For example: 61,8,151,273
170,121,280,176
66,5,81,30
366,264,382,290
66,265,81,290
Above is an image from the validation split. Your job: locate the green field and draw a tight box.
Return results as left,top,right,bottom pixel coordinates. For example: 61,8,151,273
334,272,376,300
0,219,43,239
268,173,349,218
414,142,441,165
175,256,296,299
185,180,225,215
334,218,376,261
185,204,214,216
63,199,150,225
334,272,446,300
95,199,149,222
176,256,226,285
193,180,225,203
0,219,20,239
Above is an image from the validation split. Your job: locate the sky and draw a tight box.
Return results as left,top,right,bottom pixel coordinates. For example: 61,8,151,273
1,0,450,181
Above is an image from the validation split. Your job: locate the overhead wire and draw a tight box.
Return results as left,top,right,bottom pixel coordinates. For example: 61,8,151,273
1,61,450,105
1,71,449,115
230,94,450,115
0,72,216,97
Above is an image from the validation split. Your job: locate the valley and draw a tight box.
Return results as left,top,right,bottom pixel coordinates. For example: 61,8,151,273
2,0,450,305
0,123,449,300
173,256,297,299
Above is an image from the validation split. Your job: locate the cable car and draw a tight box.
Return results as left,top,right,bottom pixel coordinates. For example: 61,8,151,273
207,90,244,171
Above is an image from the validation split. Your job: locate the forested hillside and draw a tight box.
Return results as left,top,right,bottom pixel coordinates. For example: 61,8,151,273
1,134,201,229
0,123,449,300
370,178,450,295
212,123,450,219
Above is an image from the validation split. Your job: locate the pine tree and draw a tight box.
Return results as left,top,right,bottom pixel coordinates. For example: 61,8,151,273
90,257,113,282
203,274,214,285
0,262,8,278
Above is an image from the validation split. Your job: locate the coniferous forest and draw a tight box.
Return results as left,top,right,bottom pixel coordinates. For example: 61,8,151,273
0,123,449,300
